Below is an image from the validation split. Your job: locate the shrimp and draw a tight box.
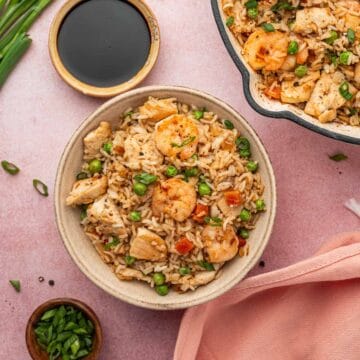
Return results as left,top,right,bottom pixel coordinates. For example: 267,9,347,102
202,225,239,263
243,29,289,71
154,114,199,160
138,97,178,121
152,178,196,222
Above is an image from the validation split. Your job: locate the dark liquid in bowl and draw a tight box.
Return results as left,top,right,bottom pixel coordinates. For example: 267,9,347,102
57,0,151,88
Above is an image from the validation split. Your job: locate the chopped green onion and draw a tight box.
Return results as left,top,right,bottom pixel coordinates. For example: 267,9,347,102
294,65,308,77
33,179,49,197
1,160,20,175
339,82,353,101
171,136,196,148
287,40,299,54
125,255,136,266
124,110,134,117
80,206,87,221
246,161,258,172
197,260,215,271
271,1,295,12
223,119,234,129
339,51,352,65
235,137,250,150
245,0,258,8
184,167,199,179
76,172,88,180
325,31,338,45
329,153,348,162
9,279,20,292
134,172,158,185
226,16,234,27
347,28,355,44
104,237,120,250
204,216,223,226
239,149,251,158
179,267,191,275
261,23,275,32
238,228,250,239
193,109,205,120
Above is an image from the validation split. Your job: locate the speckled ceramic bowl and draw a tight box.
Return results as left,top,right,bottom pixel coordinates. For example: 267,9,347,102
54,85,277,310
211,0,360,145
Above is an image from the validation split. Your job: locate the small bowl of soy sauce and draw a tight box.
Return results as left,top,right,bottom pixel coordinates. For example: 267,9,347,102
49,0,160,98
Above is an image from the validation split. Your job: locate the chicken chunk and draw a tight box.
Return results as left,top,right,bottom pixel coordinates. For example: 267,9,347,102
305,72,357,123
129,228,168,261
66,176,108,206
83,121,112,158
138,97,178,121
281,72,320,104
292,8,335,34
87,195,126,236
116,268,151,282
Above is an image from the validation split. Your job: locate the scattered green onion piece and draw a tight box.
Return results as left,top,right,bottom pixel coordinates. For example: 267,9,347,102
339,51,352,65
193,109,205,120
124,110,134,117
245,0,258,9
226,16,234,27
197,260,215,271
179,267,191,275
165,165,178,177
80,206,87,221
198,182,212,196
9,279,20,292
129,211,141,222
125,255,136,266
184,167,199,179
339,81,353,101
33,179,49,197
155,284,169,296
88,159,102,174
239,149,251,158
325,30,338,45
261,23,275,32
204,216,222,226
153,273,165,286
191,154,198,160
347,28,355,44
1,160,20,175
294,65,308,78
235,137,250,150
103,142,112,154
134,172,158,185
256,199,266,211
223,119,234,129
238,228,250,239
76,172,88,180
239,209,251,222
171,136,196,148
329,153,348,162
246,161,258,172
133,182,148,196
271,1,295,12
287,40,298,54
348,108,357,116
104,236,120,250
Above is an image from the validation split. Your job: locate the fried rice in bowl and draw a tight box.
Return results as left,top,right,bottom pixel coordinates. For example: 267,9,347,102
55,86,276,309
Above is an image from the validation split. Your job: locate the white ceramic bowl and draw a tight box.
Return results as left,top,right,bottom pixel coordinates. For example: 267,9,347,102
211,0,360,145
55,86,277,310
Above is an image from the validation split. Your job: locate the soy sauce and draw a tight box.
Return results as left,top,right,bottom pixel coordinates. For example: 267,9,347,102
57,0,151,88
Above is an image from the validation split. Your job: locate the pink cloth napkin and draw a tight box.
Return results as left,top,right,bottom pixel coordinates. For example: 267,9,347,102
174,232,360,360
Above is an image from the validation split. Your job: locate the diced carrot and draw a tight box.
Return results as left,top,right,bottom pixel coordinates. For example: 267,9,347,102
238,238,247,247
192,203,209,223
264,83,281,100
175,237,194,255
224,190,243,206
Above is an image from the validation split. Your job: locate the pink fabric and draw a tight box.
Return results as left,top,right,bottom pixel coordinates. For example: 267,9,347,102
175,232,360,360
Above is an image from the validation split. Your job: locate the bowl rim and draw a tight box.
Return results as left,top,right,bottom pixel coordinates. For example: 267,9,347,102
48,0,160,98
54,85,277,310
25,297,103,359
210,0,360,145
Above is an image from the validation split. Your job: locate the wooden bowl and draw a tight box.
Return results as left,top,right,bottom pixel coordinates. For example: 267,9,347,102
26,298,103,359
48,0,160,98
54,85,277,310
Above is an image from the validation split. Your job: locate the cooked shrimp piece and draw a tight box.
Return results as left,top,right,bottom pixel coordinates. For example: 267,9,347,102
281,72,320,104
83,121,111,158
243,29,289,71
292,8,336,34
280,55,297,71
305,72,358,123
152,178,197,222
154,114,199,160
66,176,107,206
203,225,239,263
87,195,126,236
129,228,168,261
139,97,178,121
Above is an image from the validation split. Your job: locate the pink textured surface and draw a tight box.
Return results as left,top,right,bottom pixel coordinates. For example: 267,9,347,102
0,1,358,359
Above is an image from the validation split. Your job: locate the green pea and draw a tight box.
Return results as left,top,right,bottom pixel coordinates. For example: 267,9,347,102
198,182,212,196
125,255,136,266
184,167,199,178
247,8,258,19
129,211,141,222
155,284,169,296
166,165,178,177
88,159,102,174
261,23,275,32
325,30,338,45
235,137,250,150
197,260,215,271
239,149,251,158
226,16,234,27
239,209,251,222
256,199,266,211
223,119,234,129
246,161,258,172
339,51,352,65
287,40,298,55
153,273,165,286
103,142,112,154
294,65,308,78
179,267,191,275
238,228,250,239
133,182,147,196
